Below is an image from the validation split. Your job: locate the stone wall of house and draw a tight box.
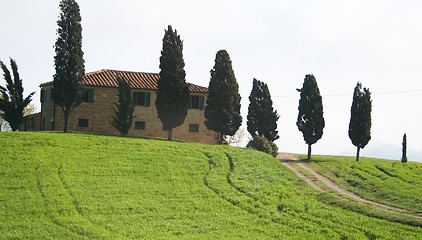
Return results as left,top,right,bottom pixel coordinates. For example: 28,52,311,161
40,84,219,145
19,113,41,131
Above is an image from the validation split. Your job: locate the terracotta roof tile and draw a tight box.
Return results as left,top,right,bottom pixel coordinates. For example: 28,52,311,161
81,69,208,93
25,112,41,120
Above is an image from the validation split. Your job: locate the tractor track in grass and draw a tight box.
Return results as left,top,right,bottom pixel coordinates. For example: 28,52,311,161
35,164,86,238
35,161,121,239
203,152,260,211
278,153,422,219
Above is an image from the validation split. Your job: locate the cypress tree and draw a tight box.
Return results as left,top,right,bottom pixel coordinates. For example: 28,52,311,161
349,82,372,162
401,133,408,163
155,25,189,140
0,59,35,131
296,74,325,160
111,76,135,136
204,50,242,144
247,78,279,142
53,0,85,133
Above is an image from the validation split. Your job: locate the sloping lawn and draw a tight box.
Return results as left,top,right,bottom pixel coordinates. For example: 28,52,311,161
302,155,422,212
1,132,421,239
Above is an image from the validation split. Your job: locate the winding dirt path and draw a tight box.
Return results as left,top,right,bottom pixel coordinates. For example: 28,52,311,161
278,153,422,218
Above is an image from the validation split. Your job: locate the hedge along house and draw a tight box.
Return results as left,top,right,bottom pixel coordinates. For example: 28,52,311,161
40,69,219,144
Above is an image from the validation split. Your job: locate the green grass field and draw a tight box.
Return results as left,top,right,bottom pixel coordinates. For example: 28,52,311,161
300,155,422,213
1,132,421,239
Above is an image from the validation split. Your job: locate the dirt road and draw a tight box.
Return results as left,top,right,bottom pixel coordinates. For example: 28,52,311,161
278,153,422,218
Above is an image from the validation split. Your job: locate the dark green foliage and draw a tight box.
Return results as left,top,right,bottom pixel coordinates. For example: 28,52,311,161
204,50,242,143
247,136,278,157
0,59,35,131
155,25,189,140
53,0,85,133
296,74,325,160
401,133,407,163
111,76,135,135
349,82,372,162
247,78,279,142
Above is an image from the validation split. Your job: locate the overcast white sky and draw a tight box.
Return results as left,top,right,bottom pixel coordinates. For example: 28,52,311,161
1,0,421,161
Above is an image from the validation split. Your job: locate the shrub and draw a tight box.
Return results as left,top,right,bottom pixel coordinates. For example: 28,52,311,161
247,136,278,157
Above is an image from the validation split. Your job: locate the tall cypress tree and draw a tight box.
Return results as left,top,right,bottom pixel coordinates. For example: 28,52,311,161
53,0,85,133
401,133,408,163
111,76,135,136
296,74,325,160
247,78,279,142
155,25,189,140
0,59,35,131
204,50,242,144
349,82,372,162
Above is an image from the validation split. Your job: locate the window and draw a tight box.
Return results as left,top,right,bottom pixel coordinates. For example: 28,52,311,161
78,119,89,128
82,89,94,103
189,124,199,132
188,95,205,110
133,92,151,106
82,90,89,102
191,96,200,109
136,92,146,106
135,121,146,130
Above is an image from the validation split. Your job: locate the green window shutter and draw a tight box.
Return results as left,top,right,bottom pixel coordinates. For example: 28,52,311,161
187,95,192,109
40,89,45,103
146,92,151,107
199,96,205,110
133,92,138,106
88,89,94,103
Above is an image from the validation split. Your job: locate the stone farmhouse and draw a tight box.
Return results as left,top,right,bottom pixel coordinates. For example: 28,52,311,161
39,69,219,144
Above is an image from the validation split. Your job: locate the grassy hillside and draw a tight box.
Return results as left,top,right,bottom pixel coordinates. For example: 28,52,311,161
301,155,422,212
1,132,421,239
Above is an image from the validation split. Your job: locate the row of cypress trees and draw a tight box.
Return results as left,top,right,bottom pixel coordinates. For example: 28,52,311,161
109,23,279,147
155,25,374,163
155,28,281,146
295,75,373,162
43,0,244,141
2,0,389,162
154,27,243,143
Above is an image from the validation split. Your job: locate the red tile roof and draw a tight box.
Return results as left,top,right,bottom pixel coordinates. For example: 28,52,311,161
41,69,208,93
25,112,41,120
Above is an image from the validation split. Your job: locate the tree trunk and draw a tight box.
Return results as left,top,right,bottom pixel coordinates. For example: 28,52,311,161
307,144,312,161
168,128,173,140
356,146,360,162
63,111,69,133
218,132,224,144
